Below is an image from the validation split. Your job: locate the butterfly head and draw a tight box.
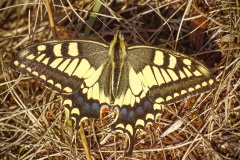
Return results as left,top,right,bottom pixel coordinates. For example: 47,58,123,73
109,31,127,62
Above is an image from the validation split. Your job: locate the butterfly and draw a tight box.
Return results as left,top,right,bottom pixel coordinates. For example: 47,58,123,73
10,31,216,155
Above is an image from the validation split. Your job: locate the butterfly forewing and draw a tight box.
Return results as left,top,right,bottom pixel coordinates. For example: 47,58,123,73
127,46,216,104
11,40,109,94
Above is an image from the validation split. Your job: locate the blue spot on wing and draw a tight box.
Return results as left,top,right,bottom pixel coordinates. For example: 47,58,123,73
111,97,161,156
62,90,102,130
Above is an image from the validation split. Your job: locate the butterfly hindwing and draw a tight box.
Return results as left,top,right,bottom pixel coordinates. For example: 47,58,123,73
62,59,118,126
109,61,162,155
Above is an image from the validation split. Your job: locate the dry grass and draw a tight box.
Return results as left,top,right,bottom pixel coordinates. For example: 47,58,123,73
0,0,239,159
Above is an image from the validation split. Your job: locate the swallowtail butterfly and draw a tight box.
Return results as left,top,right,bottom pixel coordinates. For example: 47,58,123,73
10,31,216,155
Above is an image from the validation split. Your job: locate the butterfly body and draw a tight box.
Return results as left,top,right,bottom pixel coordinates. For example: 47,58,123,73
11,31,216,155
